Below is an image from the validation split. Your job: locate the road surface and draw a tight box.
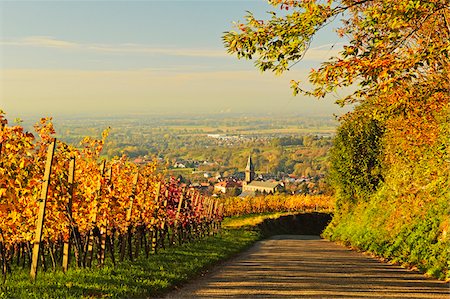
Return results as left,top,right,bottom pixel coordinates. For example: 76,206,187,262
166,235,450,298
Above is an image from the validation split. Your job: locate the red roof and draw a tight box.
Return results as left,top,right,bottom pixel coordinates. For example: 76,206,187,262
215,181,241,188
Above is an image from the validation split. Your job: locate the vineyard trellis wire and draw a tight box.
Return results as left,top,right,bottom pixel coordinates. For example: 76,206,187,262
0,114,223,281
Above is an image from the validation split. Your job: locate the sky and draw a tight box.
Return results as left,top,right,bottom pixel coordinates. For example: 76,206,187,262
0,0,348,119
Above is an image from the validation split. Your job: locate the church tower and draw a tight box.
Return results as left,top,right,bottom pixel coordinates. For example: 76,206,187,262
245,155,255,184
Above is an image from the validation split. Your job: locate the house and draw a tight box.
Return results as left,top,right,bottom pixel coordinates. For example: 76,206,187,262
189,182,211,190
214,180,242,194
240,155,283,197
173,161,186,168
133,158,144,164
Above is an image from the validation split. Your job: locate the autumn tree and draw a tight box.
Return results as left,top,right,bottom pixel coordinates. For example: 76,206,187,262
224,0,449,102
224,0,450,279
224,0,450,200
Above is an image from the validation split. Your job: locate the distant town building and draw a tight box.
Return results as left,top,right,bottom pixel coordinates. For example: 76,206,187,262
240,155,283,197
242,180,283,193
188,182,212,195
244,155,255,184
173,161,187,168
214,180,242,194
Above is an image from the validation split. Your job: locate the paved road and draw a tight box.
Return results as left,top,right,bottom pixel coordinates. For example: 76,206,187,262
166,235,450,298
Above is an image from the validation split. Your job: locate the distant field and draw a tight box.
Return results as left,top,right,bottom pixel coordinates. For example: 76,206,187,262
41,114,337,138
155,125,335,136
15,114,334,181
166,168,195,175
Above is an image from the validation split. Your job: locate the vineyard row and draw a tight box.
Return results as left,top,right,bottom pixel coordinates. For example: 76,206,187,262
0,116,223,280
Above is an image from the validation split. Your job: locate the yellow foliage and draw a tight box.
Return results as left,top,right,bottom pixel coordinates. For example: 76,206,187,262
221,194,334,216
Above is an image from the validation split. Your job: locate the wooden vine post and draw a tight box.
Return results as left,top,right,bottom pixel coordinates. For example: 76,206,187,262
126,172,139,222
212,200,219,234
0,118,6,280
199,196,206,237
99,166,113,265
174,189,185,226
210,199,216,234
85,160,106,267
207,198,215,235
174,188,185,245
197,196,205,237
192,192,199,210
125,172,139,261
183,190,192,242
62,157,75,272
0,118,6,159
30,138,56,281
151,182,161,254
192,192,201,238
217,203,224,233
160,189,169,249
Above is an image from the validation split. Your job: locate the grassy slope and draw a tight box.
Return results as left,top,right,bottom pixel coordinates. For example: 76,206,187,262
0,227,260,299
324,115,449,281
323,188,449,281
2,213,300,299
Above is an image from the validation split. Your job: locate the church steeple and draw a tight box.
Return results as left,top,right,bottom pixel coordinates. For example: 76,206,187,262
245,155,255,183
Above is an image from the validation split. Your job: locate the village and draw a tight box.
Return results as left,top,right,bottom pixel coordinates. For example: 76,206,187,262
165,155,326,198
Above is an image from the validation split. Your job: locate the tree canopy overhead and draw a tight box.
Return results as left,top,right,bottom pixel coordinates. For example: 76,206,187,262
223,0,449,106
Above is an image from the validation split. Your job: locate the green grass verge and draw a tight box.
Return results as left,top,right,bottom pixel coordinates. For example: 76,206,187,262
0,228,259,299
323,199,449,280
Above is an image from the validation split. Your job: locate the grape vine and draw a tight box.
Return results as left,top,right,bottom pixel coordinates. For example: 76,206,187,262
0,112,223,279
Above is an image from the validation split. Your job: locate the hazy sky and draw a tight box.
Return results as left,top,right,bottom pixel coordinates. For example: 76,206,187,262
0,0,348,119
